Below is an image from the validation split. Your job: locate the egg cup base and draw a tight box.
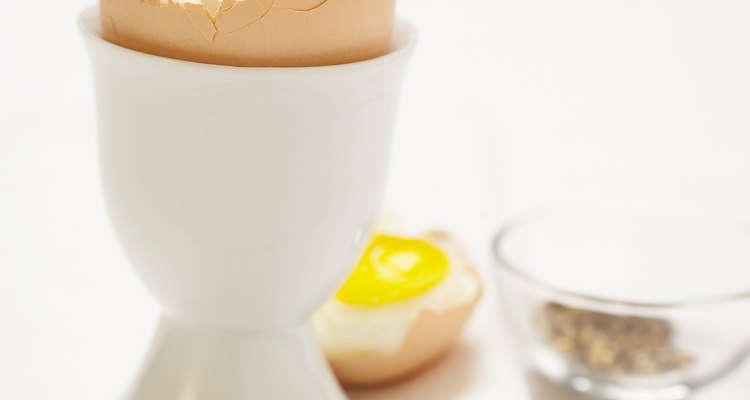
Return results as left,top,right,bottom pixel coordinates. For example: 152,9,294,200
125,318,346,400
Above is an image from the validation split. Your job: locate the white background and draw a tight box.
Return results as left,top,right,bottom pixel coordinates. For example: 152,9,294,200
1,0,750,399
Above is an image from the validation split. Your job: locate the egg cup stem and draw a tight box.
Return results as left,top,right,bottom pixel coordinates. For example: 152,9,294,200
127,318,344,399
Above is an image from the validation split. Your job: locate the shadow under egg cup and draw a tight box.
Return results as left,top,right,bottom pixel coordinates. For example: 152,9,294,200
79,7,415,399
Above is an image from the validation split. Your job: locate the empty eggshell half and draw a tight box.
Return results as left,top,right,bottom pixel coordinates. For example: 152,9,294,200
100,0,395,67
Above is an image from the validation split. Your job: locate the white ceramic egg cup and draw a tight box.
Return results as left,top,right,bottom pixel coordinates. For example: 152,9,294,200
80,7,415,399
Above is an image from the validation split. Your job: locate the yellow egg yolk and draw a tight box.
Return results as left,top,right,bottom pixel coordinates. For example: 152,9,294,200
336,235,450,306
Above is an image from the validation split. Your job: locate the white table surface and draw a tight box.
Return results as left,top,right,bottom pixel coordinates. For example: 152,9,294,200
1,2,749,399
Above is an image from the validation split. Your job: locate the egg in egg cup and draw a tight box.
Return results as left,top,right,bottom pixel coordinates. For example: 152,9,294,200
80,5,415,400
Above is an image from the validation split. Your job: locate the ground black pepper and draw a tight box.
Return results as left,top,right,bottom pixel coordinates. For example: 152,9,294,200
537,303,694,375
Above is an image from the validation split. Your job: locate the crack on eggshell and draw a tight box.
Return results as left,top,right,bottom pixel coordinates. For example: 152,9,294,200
201,0,222,21
221,0,239,12
272,0,328,12
135,0,330,41
214,0,274,35
180,2,218,42
214,0,329,36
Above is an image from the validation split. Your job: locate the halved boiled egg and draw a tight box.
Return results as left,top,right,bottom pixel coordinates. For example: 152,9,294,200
313,230,482,386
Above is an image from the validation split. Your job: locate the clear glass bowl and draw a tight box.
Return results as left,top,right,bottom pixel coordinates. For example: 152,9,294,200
492,205,750,400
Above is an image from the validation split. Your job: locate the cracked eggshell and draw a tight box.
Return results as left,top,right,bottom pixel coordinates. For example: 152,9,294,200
100,0,395,67
320,231,483,387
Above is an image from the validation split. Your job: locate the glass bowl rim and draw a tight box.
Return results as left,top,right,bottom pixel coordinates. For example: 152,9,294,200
492,210,750,309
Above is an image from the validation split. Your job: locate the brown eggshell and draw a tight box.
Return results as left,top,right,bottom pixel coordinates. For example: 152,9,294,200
100,0,395,67
329,292,480,387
